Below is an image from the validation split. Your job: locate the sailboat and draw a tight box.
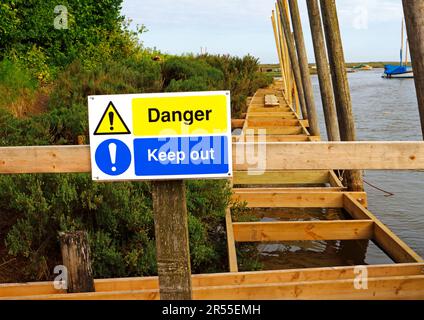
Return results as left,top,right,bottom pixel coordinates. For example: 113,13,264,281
382,19,413,79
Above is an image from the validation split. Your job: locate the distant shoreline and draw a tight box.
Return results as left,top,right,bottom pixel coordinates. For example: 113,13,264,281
261,62,412,69
259,62,412,76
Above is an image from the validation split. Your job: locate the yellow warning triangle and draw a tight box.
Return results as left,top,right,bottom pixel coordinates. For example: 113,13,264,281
94,102,131,135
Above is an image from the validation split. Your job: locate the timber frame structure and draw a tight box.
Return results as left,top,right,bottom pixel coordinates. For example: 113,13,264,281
0,81,423,300
1,1,424,300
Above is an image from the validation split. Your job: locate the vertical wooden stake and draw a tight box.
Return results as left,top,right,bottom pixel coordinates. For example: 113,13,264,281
59,231,95,293
277,0,308,120
403,0,424,139
306,0,340,141
320,0,364,191
271,11,288,95
152,180,192,300
288,0,321,136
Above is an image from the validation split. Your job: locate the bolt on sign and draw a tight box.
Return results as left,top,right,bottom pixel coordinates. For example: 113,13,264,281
88,91,232,181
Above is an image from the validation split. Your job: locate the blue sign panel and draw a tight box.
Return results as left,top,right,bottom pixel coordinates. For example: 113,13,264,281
133,136,230,176
95,139,132,176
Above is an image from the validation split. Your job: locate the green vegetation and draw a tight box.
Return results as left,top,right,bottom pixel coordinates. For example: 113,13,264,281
0,1,269,282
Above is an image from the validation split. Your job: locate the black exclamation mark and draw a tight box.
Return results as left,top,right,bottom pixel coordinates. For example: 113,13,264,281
109,112,114,131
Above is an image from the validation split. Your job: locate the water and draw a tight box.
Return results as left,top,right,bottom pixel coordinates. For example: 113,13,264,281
312,69,424,259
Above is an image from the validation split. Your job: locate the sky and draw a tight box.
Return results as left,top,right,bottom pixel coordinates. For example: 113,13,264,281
121,0,407,64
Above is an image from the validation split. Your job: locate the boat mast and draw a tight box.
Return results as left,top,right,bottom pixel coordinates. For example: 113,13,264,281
400,19,404,66
405,38,409,66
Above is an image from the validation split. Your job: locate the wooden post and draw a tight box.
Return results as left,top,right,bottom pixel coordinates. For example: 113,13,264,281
152,180,192,300
306,0,340,141
277,0,308,120
59,231,95,293
275,7,290,101
320,0,364,191
403,0,424,139
271,11,288,96
287,0,320,136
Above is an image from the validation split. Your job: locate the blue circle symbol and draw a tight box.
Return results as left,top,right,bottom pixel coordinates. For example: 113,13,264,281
95,139,131,176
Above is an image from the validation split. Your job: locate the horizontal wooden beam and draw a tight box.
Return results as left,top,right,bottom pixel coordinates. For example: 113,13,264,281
249,107,292,113
2,263,423,299
233,170,330,185
1,142,424,174
247,119,300,127
243,127,305,135
232,191,367,208
344,194,423,263
0,146,91,174
247,112,297,119
248,135,311,142
234,187,345,193
235,142,424,170
5,275,424,300
232,220,374,242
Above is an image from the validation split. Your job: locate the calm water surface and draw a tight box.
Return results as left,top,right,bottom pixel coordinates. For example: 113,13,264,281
314,69,424,258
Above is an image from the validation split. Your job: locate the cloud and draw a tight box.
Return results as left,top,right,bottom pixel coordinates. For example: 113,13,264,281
122,0,407,62
337,0,403,24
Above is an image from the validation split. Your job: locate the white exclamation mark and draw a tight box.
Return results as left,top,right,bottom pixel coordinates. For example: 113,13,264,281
109,143,117,172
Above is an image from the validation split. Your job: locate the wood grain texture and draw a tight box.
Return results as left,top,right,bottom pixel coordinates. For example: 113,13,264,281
233,220,374,242
2,263,424,299
1,142,423,174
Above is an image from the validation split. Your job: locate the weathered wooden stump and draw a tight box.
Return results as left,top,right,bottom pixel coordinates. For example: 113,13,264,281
59,231,95,293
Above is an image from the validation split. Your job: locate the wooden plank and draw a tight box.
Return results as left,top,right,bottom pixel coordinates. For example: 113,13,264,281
328,171,346,188
233,170,330,185
249,107,292,113
247,119,300,127
244,127,304,135
344,194,423,263
7,275,424,300
193,276,424,300
254,135,311,142
232,191,367,208
0,146,91,174
265,94,280,108
234,187,345,193
234,142,424,170
248,112,297,119
232,220,374,242
2,263,424,298
225,208,238,272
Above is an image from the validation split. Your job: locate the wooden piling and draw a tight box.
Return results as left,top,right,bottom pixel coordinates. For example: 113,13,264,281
151,180,192,300
306,0,340,141
277,0,308,120
59,231,95,293
403,0,424,139
271,11,288,96
287,0,320,136
320,0,364,191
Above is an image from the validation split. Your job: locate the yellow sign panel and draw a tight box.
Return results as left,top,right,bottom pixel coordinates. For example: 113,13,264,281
94,102,131,135
132,95,228,136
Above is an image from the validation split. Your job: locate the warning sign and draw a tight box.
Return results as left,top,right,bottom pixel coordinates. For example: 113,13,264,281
88,91,232,181
94,102,131,135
